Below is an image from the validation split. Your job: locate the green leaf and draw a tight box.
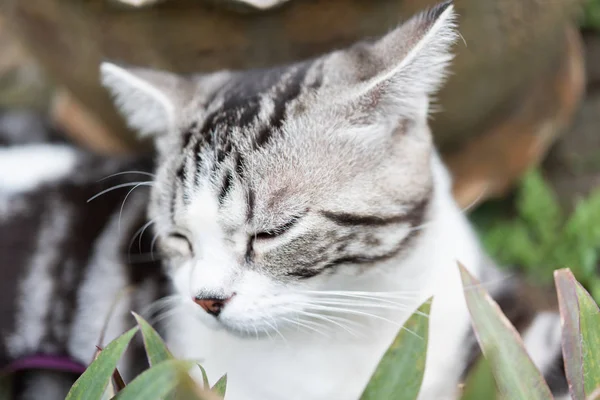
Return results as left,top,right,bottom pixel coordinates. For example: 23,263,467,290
114,360,197,400
133,312,173,366
458,263,553,400
359,298,432,400
211,374,227,397
584,0,600,29
66,327,138,400
516,170,562,245
555,268,600,400
459,357,497,400
199,365,210,389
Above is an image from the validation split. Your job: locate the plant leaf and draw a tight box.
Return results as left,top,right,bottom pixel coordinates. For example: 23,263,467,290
133,312,172,366
66,327,138,400
199,365,210,389
211,374,227,397
555,268,600,400
359,298,432,400
459,357,497,400
458,263,553,400
114,360,197,400
517,169,562,245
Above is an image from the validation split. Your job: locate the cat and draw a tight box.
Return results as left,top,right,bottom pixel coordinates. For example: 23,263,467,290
97,2,567,399
0,109,168,399
1,2,567,399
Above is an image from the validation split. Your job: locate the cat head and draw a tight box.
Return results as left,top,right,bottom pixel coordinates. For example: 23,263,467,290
101,2,457,336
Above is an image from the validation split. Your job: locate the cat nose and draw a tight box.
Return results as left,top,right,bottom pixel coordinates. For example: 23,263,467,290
193,295,233,317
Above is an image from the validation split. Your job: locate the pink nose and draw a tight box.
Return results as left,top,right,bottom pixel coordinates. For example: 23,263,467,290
193,295,233,317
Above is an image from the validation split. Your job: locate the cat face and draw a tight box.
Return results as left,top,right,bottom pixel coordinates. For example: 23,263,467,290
101,1,457,336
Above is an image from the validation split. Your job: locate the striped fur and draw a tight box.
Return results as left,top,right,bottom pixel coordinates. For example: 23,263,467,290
0,110,169,399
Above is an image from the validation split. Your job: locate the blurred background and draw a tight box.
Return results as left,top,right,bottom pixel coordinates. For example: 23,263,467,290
0,0,598,301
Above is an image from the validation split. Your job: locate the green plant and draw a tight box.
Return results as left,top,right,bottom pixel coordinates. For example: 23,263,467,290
75,266,600,400
584,0,600,30
64,313,226,400
473,169,600,303
4,264,599,399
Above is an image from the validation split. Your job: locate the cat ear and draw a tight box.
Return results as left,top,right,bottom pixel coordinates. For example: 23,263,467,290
327,1,458,122
100,62,187,137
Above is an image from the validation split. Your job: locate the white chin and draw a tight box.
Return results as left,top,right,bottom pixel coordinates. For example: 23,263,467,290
216,316,287,339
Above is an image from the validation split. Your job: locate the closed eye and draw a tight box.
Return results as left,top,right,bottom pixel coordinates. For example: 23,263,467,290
162,232,193,257
255,215,302,240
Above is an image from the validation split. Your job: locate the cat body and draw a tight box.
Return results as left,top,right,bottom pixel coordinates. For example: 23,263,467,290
99,3,565,399
1,2,567,399
0,110,167,399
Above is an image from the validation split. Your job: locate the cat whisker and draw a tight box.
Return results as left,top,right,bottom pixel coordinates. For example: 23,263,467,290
291,308,361,337
127,219,157,262
140,295,183,320
127,253,164,263
261,321,274,341
97,171,156,182
138,219,157,253
302,304,423,340
148,308,181,326
150,231,162,261
301,299,429,318
300,289,422,299
267,316,288,344
461,273,515,292
87,182,153,203
118,182,151,234
408,185,488,233
280,316,331,339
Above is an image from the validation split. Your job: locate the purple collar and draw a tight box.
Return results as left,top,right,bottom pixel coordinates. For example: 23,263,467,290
4,354,87,375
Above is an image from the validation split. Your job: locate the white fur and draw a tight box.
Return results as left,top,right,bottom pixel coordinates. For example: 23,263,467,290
0,144,78,194
7,202,72,357
165,156,483,400
100,62,176,136
522,312,563,375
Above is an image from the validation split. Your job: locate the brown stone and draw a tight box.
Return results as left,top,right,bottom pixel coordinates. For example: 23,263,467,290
50,88,135,154
0,13,52,111
445,26,586,209
543,88,600,210
4,0,585,152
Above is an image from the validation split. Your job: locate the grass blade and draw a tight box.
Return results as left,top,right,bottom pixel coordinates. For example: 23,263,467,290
66,327,138,400
133,312,172,366
555,269,585,399
458,263,553,400
114,360,197,400
555,268,600,400
359,298,432,400
211,374,227,397
459,357,497,400
198,365,210,389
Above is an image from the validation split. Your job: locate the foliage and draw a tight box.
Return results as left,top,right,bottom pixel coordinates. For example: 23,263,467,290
63,315,225,400
472,169,600,304
584,0,600,30
359,299,431,400
0,263,597,399
53,266,598,400
555,269,600,399
459,264,552,399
